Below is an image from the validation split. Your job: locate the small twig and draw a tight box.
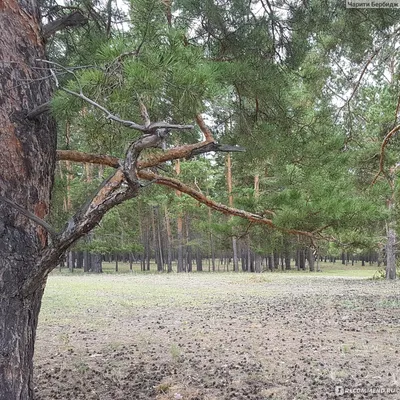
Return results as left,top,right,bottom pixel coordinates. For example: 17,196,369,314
50,69,59,88
26,101,51,119
0,196,58,238
61,87,145,130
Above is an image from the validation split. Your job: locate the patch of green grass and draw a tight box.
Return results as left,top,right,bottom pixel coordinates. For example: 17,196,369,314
376,299,400,309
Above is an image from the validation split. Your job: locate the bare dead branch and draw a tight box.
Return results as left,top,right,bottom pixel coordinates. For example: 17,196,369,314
42,10,87,39
0,195,58,238
60,87,193,132
26,101,51,119
372,124,400,184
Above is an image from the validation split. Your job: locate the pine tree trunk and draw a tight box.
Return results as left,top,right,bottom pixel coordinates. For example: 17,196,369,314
284,252,291,270
175,160,184,273
196,248,203,272
164,205,173,273
129,252,133,271
0,1,56,397
299,249,306,270
0,283,46,399
92,254,103,273
307,247,315,272
386,227,397,280
76,252,84,269
255,253,262,273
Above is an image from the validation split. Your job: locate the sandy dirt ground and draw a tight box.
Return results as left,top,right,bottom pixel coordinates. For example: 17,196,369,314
34,273,400,399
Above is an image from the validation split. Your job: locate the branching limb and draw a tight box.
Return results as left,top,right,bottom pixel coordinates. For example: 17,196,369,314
61,87,194,132
372,124,400,184
23,170,134,296
56,141,245,171
138,170,315,239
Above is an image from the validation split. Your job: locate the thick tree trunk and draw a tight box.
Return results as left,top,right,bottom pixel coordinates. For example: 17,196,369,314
0,1,56,398
0,284,45,399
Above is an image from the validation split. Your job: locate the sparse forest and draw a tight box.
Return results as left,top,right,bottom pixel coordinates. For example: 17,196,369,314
1,1,400,399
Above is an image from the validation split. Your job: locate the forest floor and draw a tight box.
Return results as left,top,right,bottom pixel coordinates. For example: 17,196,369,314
34,268,400,400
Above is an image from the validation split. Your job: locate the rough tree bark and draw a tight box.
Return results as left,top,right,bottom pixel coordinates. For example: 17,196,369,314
0,1,56,398
386,226,397,280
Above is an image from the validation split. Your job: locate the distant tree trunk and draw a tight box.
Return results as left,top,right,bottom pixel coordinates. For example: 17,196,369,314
210,233,216,272
341,251,346,265
185,216,192,272
307,247,315,272
207,207,216,272
129,252,133,271
226,153,239,271
67,251,74,272
296,249,300,270
152,206,164,272
115,253,118,272
284,252,291,270
241,249,247,272
83,251,91,272
76,252,84,269
298,249,306,270
268,254,274,271
255,253,262,273
386,227,397,280
92,254,103,273
175,160,184,272
247,240,252,272
273,252,279,270
164,205,173,272
196,248,203,272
